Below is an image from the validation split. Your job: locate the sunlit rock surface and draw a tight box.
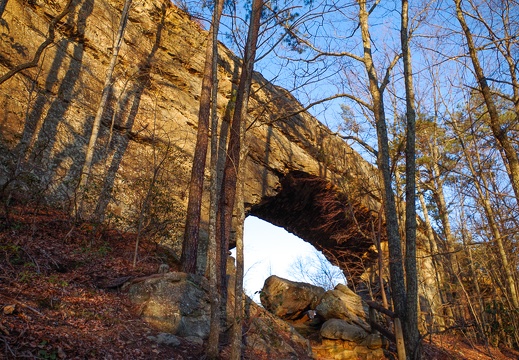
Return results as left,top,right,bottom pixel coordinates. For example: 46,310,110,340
260,275,325,320
128,272,211,339
0,0,439,319
0,0,385,285
259,276,386,359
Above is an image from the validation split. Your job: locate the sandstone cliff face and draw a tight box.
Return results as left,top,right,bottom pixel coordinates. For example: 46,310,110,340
0,0,383,280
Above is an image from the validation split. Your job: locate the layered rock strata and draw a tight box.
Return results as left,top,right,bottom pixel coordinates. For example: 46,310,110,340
0,0,384,283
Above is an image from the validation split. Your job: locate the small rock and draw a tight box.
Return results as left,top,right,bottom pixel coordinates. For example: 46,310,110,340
362,333,384,349
183,336,203,346
147,333,181,346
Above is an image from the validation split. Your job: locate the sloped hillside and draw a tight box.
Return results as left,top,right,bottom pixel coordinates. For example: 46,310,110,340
2,207,519,359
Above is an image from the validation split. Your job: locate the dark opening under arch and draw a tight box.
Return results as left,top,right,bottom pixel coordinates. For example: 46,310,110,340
247,170,382,286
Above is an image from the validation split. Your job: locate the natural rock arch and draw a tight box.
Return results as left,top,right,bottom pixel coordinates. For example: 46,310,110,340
245,170,380,285
0,0,422,291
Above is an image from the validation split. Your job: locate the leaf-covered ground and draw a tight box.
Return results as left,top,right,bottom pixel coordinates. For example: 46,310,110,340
1,205,518,359
0,205,203,359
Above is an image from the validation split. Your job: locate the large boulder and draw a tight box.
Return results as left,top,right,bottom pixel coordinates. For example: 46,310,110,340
244,298,314,359
260,275,326,320
128,272,210,339
315,283,370,329
320,319,368,342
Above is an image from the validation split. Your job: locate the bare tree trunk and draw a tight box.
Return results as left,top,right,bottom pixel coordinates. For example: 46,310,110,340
374,205,389,309
417,182,447,327
401,1,420,355
205,0,225,355
78,0,132,210
451,117,519,309
358,0,407,324
458,196,487,343
230,147,247,360
453,0,519,309
181,0,224,274
454,0,519,206
216,0,263,295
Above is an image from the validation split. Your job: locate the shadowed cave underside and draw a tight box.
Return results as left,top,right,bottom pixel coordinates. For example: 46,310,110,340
247,171,382,285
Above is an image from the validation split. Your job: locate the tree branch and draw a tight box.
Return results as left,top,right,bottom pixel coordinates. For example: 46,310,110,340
0,0,74,85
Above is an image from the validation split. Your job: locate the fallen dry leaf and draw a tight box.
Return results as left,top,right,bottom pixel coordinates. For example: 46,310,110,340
3,304,15,315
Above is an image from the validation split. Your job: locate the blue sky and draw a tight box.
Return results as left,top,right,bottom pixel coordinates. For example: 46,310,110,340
231,216,345,303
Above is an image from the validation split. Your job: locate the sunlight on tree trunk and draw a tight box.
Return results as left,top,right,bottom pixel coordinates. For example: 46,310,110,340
229,146,247,360
451,115,519,309
358,0,407,325
205,0,225,355
216,0,263,296
181,0,224,274
454,0,519,216
400,0,420,356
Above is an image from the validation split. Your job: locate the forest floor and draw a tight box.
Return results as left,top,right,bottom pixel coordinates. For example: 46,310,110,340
0,205,518,359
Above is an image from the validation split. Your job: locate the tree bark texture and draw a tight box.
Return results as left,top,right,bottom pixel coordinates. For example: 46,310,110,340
216,0,263,295
400,0,420,356
229,147,247,359
358,0,407,323
205,0,225,355
181,0,224,274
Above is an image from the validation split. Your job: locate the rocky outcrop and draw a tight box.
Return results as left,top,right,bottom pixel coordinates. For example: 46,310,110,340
0,0,386,285
244,299,314,359
316,283,370,329
317,319,386,360
320,319,368,342
260,275,325,320
312,338,385,360
128,272,211,339
127,271,315,358
259,276,386,359
0,0,440,321
126,271,385,359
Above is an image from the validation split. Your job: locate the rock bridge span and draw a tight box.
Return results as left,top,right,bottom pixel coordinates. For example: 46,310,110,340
0,0,385,285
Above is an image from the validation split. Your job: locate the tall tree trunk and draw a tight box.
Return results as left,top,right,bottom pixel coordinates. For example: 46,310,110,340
229,146,247,360
181,0,225,274
401,0,420,356
458,196,487,342
216,0,263,296
374,205,389,309
205,0,225,355
417,182,446,327
426,136,460,323
358,0,407,324
78,0,132,211
454,0,519,207
452,118,519,309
